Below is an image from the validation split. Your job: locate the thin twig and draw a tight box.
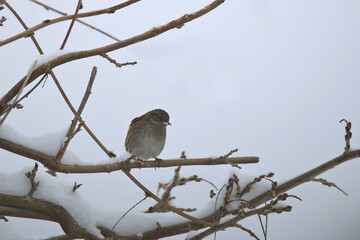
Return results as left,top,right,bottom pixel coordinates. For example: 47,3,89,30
123,170,214,227
112,195,149,230
0,60,37,127
1,0,140,46
0,16,6,26
311,178,348,196
215,148,238,161
100,53,137,68
257,213,266,240
340,119,352,154
213,184,226,224
29,0,121,42
72,182,82,192
49,71,116,158
3,73,48,116
2,1,43,53
25,163,39,198
265,213,268,240
55,66,97,161
148,167,217,213
59,0,82,50
234,224,260,240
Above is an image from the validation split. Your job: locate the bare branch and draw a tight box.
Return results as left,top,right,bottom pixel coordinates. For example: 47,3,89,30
239,172,274,199
215,148,238,161
1,0,139,46
147,166,217,213
311,178,348,196
234,224,260,240
29,0,121,42
59,0,82,50
25,163,39,198
100,53,137,68
0,73,48,117
123,170,214,227
55,66,97,161
340,119,352,154
0,0,225,114
2,1,43,53
2,0,115,159
72,182,82,192
112,195,149,230
49,70,116,158
0,60,37,127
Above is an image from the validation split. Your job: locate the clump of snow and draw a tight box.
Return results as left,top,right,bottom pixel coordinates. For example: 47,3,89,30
27,49,72,75
0,122,83,164
0,166,101,237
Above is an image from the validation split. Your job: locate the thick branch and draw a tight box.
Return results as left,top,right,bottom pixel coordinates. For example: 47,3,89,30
0,137,258,173
0,205,54,221
0,194,99,239
0,0,225,113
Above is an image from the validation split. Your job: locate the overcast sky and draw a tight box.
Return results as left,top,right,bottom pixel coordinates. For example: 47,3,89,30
1,0,360,239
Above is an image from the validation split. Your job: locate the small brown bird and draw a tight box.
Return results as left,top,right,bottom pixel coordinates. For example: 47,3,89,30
125,109,171,160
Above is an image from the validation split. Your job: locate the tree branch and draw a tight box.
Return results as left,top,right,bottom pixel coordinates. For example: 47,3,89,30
0,0,225,114
0,137,258,173
0,0,139,46
55,66,97,161
59,0,82,50
29,0,121,42
0,194,99,239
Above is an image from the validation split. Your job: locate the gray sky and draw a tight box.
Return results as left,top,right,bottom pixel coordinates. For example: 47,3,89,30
1,0,360,239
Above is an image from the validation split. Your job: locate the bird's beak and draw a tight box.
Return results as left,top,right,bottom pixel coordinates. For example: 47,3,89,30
165,121,171,126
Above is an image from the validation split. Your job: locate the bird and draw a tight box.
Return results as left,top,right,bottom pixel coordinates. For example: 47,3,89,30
125,109,171,160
